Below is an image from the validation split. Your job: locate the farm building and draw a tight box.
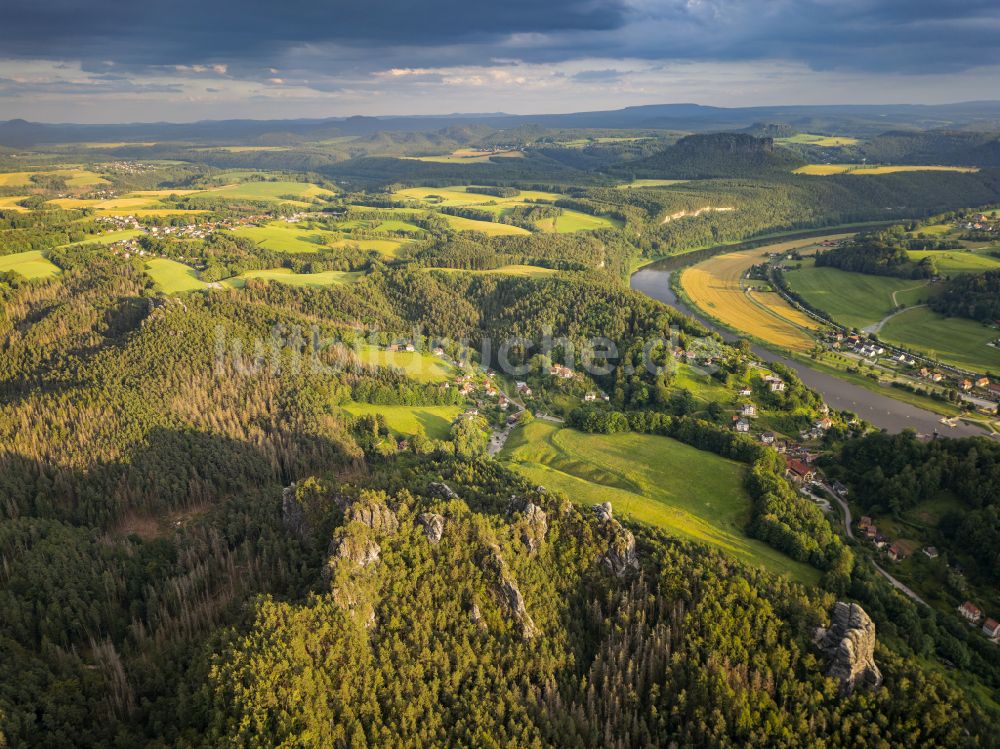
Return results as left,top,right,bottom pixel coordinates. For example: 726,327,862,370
983,618,1000,641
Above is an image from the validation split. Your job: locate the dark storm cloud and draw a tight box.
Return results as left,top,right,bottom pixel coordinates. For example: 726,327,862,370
1,0,626,63
2,0,998,78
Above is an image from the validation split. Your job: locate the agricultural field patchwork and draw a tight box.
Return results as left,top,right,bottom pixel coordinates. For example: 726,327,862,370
501,421,819,583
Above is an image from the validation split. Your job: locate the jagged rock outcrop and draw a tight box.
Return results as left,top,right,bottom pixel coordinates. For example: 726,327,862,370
346,493,399,535
481,547,538,639
328,532,381,569
508,497,548,553
592,502,638,577
817,602,883,693
428,482,458,500
417,512,445,543
281,484,306,538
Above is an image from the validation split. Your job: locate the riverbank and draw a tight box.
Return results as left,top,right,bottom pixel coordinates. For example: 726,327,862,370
631,240,993,438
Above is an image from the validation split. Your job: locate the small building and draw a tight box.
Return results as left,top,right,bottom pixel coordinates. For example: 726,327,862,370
975,376,990,389
785,457,815,483
815,417,833,430
736,419,751,433
741,403,757,417
739,387,753,397
960,379,973,391
931,372,944,383
769,380,786,392
859,516,873,529
959,601,983,624
983,618,1000,640
760,432,775,445
887,543,908,562
549,364,574,379
923,546,939,559
864,525,878,540
832,481,848,497
515,381,532,396
432,347,445,357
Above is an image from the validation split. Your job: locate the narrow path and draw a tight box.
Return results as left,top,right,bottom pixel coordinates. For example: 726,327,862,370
824,485,928,606
487,388,526,456
863,303,927,335
891,282,930,308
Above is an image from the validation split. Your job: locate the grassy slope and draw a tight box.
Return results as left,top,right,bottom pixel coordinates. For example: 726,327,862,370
908,249,1000,275
501,421,820,584
231,223,339,253
784,261,936,329
354,345,455,383
879,307,1000,373
341,403,461,439
0,250,61,279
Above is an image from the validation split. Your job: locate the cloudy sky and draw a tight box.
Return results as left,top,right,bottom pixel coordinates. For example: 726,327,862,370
2,0,999,122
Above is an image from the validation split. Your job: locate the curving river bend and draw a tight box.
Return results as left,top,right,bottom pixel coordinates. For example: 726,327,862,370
631,244,991,439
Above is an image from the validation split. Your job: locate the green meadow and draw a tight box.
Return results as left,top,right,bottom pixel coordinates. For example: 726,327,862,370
0,250,61,279
353,344,455,383
231,222,339,253
220,269,362,289
879,307,1000,373
424,264,557,278
145,259,362,294
205,181,334,203
535,209,622,233
341,403,462,439
784,260,936,329
441,214,531,236
501,421,819,583
616,179,689,188
908,249,1000,275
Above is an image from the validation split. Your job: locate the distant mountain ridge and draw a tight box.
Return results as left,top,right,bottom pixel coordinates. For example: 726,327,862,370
4,101,1000,147
612,133,804,179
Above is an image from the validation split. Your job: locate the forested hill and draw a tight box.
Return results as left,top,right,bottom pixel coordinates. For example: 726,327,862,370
930,269,1000,322
609,133,805,179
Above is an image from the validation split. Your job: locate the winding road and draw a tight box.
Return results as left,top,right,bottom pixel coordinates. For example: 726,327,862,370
824,485,928,607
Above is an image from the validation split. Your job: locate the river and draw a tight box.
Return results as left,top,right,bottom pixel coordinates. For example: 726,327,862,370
631,252,991,439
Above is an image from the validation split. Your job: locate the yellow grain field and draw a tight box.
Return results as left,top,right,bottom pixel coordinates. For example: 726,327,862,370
680,238,844,351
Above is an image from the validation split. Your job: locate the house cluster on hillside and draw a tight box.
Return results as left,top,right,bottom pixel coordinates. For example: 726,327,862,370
856,516,910,561
958,601,1000,643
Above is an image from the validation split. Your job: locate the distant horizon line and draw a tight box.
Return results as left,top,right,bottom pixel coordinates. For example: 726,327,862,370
4,99,1000,128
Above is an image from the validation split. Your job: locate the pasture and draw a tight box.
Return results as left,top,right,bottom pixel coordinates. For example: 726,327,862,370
908,249,1000,275
352,344,455,383
0,168,108,188
341,403,462,440
221,269,362,289
783,260,936,330
145,259,209,294
679,239,833,352
879,307,1000,373
778,133,859,147
204,181,334,203
0,250,61,279
794,164,979,176
441,214,532,236
616,179,689,188
535,209,622,233
231,222,339,253
0,196,30,212
424,264,558,278
402,149,524,164
501,421,819,583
